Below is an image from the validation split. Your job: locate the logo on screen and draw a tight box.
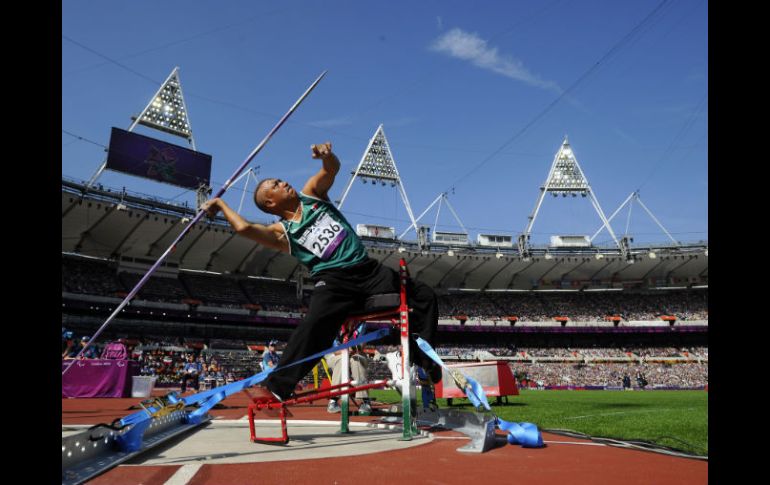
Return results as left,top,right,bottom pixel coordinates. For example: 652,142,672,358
145,146,179,183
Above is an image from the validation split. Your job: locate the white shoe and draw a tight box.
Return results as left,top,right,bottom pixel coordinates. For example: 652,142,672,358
327,400,341,413
385,351,402,380
358,402,372,415
385,351,403,394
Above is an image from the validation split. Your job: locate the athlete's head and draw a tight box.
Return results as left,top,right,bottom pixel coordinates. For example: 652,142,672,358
254,178,298,215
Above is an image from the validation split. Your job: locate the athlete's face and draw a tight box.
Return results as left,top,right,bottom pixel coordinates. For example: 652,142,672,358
255,178,297,212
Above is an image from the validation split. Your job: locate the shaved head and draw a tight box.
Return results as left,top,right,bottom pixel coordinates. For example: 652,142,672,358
253,178,299,217
254,178,273,212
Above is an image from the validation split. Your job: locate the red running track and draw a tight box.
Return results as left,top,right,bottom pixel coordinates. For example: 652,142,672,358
64,390,707,485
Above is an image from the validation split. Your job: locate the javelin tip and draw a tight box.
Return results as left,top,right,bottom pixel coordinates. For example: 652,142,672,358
313,70,328,84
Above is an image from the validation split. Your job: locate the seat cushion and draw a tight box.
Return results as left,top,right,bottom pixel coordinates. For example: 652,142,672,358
349,293,401,315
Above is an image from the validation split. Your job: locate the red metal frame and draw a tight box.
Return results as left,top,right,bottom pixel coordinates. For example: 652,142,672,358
248,258,412,444
248,380,391,443
248,404,291,444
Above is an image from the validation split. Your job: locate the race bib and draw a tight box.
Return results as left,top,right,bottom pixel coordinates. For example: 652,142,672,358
297,212,347,260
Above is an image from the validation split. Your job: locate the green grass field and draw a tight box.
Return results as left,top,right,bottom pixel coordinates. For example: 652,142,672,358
368,389,708,456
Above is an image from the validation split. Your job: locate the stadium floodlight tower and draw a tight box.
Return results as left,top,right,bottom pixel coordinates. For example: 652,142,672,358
337,124,419,240
85,67,208,204
518,137,624,259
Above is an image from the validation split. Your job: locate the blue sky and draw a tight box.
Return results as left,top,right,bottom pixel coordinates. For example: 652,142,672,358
62,0,707,247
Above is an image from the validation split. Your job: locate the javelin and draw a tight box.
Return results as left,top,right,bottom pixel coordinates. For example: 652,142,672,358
63,70,328,375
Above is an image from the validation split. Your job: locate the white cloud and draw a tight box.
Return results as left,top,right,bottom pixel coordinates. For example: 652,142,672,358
430,28,560,93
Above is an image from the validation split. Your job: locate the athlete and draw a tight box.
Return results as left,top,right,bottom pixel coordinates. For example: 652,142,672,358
202,142,440,400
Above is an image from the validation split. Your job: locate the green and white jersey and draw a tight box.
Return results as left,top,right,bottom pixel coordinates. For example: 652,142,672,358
280,192,368,275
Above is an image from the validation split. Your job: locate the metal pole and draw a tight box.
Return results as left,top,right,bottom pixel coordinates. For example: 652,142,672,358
432,195,443,235
63,71,328,375
337,125,381,209
635,196,680,246
443,195,470,236
587,188,621,247
236,168,256,214
340,347,350,433
624,198,634,237
398,193,442,240
590,192,635,242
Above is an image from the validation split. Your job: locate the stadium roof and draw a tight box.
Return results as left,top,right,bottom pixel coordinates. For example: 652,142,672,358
62,180,707,291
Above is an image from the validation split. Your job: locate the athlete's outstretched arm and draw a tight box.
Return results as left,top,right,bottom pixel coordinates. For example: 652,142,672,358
302,142,340,201
201,198,289,252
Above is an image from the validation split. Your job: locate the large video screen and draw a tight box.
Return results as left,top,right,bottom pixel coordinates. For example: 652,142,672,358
105,127,212,190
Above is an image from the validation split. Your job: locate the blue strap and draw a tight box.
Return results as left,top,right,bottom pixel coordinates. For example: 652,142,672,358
414,337,490,411
415,337,544,449
465,375,492,411
497,418,544,448
121,327,391,426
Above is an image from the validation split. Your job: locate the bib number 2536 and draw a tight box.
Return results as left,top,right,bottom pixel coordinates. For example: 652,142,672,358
301,213,346,260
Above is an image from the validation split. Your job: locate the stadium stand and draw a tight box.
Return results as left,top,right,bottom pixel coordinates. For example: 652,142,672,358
61,183,708,392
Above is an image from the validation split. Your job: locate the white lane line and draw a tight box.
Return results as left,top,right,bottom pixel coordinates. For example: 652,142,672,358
565,408,669,420
163,463,202,485
565,406,699,420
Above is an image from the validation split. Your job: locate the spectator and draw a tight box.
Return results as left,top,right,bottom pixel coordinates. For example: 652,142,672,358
636,372,648,389
64,336,100,360
180,355,202,393
62,255,708,323
262,340,280,371
62,330,75,359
